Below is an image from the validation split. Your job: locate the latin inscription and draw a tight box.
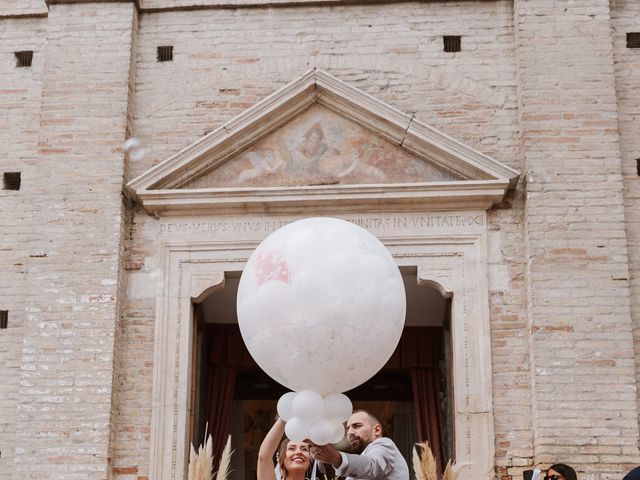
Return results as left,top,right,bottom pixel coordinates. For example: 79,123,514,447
159,214,484,235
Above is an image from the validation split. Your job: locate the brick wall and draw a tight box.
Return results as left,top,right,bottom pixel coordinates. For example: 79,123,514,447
0,0,47,18
6,4,135,479
0,16,46,480
515,0,639,476
128,1,518,180
2,0,639,479
611,0,640,441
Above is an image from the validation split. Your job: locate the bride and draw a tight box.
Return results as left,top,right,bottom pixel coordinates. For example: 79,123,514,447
257,418,311,480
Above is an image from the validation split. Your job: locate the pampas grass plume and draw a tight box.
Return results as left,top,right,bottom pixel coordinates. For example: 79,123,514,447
415,442,438,480
198,435,214,480
215,435,233,480
413,442,468,480
413,444,424,480
443,460,454,480
188,434,214,480
444,459,470,480
188,444,197,480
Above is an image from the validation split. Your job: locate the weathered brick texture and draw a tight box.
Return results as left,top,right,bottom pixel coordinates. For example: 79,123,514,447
0,0,47,18
611,0,640,440
0,16,46,480
1,1,639,479
5,4,136,479
515,0,639,475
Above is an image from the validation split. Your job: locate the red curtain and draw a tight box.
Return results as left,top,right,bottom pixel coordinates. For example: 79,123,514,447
205,365,236,472
411,368,445,473
205,324,255,471
386,327,445,473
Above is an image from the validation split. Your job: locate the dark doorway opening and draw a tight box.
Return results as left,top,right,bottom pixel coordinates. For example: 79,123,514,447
191,268,452,479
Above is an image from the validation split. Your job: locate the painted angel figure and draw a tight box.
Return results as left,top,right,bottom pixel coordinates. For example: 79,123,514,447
237,148,284,183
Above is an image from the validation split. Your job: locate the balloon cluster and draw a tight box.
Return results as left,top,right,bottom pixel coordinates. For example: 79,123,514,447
278,390,352,445
237,217,406,445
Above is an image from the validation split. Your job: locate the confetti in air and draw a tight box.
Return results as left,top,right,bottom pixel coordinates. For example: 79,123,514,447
123,137,145,162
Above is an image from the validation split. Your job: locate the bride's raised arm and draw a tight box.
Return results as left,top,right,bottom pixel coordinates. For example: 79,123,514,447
257,418,285,480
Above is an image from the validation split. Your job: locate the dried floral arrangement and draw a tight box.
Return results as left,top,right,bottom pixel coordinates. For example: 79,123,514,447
412,442,466,480
188,434,232,480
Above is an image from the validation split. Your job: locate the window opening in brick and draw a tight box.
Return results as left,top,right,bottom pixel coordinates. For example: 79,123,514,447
3,172,21,190
636,158,640,176
14,51,33,68
0,311,7,329
443,36,461,53
157,46,173,62
627,33,640,49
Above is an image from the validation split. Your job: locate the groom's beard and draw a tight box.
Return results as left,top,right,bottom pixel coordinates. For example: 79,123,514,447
348,436,367,454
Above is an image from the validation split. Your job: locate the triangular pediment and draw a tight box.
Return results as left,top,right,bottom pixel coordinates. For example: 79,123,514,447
182,104,463,189
128,69,519,214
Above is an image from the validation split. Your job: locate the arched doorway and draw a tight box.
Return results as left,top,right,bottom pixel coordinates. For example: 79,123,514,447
192,267,453,479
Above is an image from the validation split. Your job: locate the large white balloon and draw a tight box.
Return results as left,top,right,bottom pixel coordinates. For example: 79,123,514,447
237,217,406,395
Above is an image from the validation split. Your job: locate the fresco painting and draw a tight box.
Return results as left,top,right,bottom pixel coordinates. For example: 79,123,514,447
182,105,462,189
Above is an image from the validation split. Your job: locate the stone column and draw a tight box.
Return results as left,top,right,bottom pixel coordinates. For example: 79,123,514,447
514,0,639,475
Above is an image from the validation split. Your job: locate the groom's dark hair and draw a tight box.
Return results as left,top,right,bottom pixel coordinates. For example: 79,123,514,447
352,409,383,433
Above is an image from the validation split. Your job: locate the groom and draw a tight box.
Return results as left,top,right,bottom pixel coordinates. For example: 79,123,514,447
311,410,409,480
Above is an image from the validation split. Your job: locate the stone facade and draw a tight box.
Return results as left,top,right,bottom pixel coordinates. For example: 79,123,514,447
0,1,638,480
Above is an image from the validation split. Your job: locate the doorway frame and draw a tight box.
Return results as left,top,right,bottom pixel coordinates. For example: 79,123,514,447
148,211,494,480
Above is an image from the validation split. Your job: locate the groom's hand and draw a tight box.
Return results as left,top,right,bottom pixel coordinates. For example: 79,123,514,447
309,442,343,468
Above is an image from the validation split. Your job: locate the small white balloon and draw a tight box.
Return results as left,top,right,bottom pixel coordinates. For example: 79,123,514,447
285,417,311,442
329,421,345,444
292,390,324,423
277,392,296,421
309,418,336,445
323,394,353,422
